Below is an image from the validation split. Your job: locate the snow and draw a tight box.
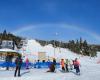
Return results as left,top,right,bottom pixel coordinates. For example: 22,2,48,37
0,64,100,80
20,40,81,61
0,48,18,53
0,39,100,80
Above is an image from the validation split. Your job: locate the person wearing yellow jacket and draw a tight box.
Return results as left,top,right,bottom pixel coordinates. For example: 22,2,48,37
65,59,69,72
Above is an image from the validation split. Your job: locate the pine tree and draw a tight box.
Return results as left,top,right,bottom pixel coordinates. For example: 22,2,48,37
79,37,83,50
75,40,80,53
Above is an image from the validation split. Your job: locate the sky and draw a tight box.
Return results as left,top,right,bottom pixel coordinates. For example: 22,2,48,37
0,0,100,44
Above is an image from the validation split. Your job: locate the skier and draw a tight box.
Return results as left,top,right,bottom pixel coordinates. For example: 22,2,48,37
69,59,73,70
60,59,65,71
73,58,80,75
53,58,56,66
14,55,22,77
47,59,56,72
47,63,55,72
65,59,69,72
26,58,29,69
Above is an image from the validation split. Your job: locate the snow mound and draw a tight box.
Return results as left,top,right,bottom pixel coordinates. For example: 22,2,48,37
21,39,80,60
20,39,100,65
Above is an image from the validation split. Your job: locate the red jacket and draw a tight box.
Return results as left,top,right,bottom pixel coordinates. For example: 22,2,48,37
74,60,80,66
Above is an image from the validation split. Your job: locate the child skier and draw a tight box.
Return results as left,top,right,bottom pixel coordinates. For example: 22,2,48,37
69,59,73,70
60,59,65,71
65,59,69,72
26,58,29,69
73,58,80,75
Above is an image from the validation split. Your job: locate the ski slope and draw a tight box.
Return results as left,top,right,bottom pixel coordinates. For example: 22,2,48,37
20,39,81,61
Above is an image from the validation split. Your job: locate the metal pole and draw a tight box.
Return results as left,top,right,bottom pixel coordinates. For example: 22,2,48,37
59,41,61,53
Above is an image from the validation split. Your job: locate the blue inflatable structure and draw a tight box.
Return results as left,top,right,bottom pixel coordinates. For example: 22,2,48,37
0,61,60,69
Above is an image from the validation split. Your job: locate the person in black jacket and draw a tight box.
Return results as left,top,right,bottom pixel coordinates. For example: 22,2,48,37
47,63,55,72
47,58,56,72
53,58,56,66
14,55,22,77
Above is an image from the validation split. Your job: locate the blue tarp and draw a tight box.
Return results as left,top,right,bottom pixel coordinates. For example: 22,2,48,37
0,61,60,69
33,62,60,68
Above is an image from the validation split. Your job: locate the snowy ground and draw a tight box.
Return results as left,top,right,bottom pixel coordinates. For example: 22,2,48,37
0,54,100,80
0,63,100,80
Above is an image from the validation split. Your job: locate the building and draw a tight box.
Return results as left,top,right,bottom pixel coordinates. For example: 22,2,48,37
0,40,16,49
18,39,28,48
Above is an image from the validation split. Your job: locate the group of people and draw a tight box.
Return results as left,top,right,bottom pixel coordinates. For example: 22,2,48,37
14,56,81,77
60,58,80,74
47,58,81,75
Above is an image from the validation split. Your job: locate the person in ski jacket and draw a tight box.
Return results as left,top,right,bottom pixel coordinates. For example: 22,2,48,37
47,59,56,72
73,58,80,74
60,59,65,71
65,59,69,72
69,59,73,70
53,58,56,66
14,56,22,77
26,58,29,69
47,63,55,72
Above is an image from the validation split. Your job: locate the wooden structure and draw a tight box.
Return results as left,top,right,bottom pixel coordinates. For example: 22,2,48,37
38,52,46,61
